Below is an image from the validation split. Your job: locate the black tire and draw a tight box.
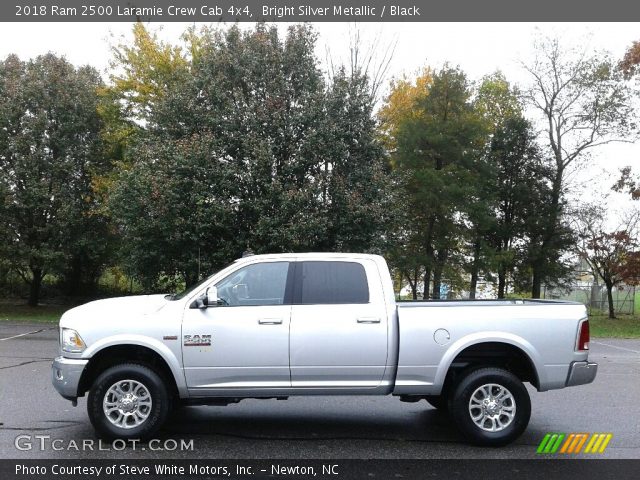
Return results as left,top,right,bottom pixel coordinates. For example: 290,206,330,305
424,395,448,411
87,363,170,440
448,367,531,447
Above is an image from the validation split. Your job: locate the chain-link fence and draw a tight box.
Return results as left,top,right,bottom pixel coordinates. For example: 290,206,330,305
543,283,637,316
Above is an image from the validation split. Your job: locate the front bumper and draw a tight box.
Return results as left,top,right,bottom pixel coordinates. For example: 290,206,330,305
566,361,598,387
51,356,88,400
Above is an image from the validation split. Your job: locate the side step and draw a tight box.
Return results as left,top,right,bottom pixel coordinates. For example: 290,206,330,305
184,396,289,406
399,395,423,403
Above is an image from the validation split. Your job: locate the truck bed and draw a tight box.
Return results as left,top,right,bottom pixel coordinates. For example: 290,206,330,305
397,298,582,307
393,297,588,395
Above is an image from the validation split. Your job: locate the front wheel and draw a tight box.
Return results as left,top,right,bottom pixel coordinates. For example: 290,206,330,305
449,367,531,447
87,363,170,440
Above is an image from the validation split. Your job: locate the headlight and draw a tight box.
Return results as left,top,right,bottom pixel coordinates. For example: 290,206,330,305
60,328,86,353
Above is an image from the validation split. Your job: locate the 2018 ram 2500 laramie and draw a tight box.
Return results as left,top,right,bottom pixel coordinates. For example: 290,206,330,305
52,253,597,446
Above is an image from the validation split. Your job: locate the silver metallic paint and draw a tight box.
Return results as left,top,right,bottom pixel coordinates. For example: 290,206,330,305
54,253,595,402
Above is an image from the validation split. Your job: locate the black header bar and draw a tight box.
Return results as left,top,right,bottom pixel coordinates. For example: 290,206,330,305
4,0,640,22
2,459,640,480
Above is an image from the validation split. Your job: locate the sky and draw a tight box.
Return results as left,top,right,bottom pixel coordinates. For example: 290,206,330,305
1,21,639,218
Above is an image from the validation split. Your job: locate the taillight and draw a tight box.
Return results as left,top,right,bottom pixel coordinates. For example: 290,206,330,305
577,320,590,351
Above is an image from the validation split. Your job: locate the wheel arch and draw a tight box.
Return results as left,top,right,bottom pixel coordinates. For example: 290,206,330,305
78,341,186,399
434,333,543,394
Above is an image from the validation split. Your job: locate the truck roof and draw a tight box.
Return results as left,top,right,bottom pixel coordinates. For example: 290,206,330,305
234,252,384,262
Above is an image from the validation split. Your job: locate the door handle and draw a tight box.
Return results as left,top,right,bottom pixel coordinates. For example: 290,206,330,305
357,317,381,324
258,318,283,325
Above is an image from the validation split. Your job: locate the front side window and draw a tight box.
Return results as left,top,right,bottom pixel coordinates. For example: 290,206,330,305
215,262,290,306
297,261,369,304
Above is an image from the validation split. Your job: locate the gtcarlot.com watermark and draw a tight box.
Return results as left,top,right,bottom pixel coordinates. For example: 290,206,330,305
15,435,194,452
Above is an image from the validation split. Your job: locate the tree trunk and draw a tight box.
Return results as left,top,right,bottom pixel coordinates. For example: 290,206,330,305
422,214,436,300
590,278,601,309
408,273,417,300
422,266,431,300
530,166,564,300
497,266,506,299
432,265,442,300
432,248,449,300
469,238,481,299
605,280,616,319
65,255,83,296
531,266,542,299
403,269,418,300
28,268,43,307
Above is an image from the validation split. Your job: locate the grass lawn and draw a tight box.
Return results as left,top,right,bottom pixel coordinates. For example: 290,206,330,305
589,315,640,339
0,302,68,324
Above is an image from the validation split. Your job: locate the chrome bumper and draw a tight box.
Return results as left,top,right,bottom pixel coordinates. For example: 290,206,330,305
51,356,88,401
566,361,598,387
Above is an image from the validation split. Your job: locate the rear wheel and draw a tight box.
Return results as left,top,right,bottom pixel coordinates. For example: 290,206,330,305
449,367,530,446
87,363,170,440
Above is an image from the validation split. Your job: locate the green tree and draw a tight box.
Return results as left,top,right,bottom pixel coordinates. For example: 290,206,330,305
379,69,433,298
389,66,486,299
317,67,390,252
486,117,555,297
474,73,562,298
0,54,108,305
109,134,239,289
110,22,190,123
109,23,389,288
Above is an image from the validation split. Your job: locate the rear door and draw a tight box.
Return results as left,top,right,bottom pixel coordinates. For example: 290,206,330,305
289,259,388,388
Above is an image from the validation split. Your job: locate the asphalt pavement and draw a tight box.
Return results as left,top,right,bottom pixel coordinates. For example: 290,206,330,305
0,322,638,459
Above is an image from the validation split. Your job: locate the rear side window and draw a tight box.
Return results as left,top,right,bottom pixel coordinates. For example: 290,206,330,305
296,261,369,304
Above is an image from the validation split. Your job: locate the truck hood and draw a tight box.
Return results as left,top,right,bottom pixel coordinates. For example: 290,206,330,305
60,294,169,329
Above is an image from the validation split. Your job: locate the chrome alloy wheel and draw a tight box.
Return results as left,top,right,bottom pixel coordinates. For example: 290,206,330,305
103,379,153,429
468,383,516,432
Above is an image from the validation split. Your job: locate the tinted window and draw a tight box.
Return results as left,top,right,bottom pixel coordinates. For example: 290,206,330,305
297,261,369,304
215,262,289,306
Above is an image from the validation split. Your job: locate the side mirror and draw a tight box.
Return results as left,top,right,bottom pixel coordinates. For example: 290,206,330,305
204,286,219,307
190,286,226,309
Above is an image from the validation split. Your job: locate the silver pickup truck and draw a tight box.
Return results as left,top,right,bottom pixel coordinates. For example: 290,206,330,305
52,253,597,446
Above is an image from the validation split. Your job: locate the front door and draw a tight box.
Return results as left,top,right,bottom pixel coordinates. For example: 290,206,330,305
182,261,293,395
